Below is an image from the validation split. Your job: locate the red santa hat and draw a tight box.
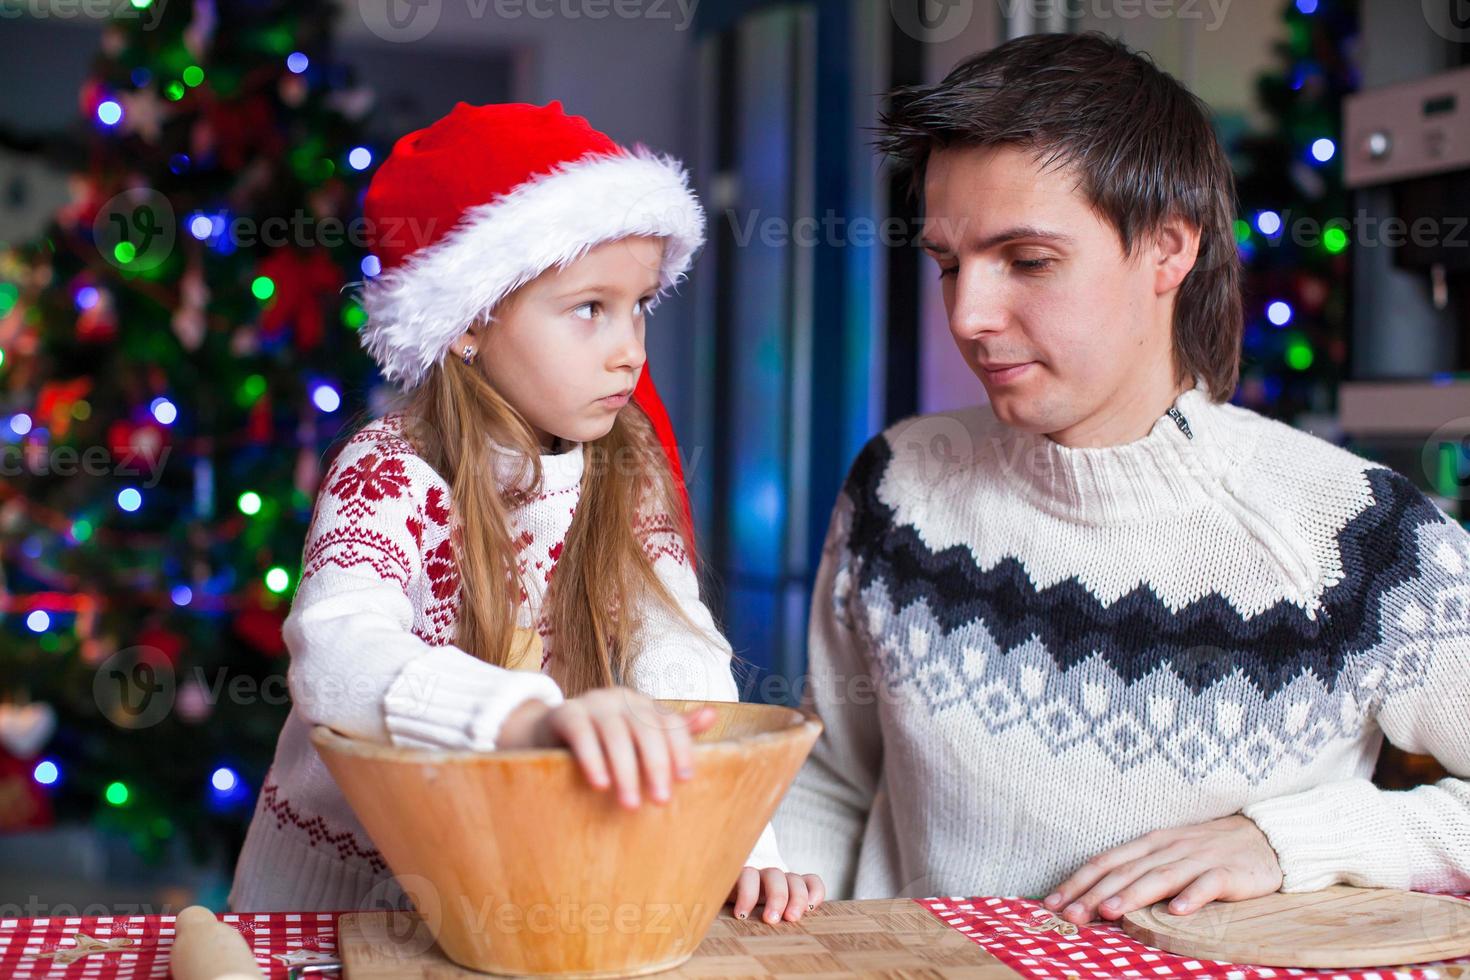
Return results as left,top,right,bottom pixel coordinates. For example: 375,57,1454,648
358,101,703,532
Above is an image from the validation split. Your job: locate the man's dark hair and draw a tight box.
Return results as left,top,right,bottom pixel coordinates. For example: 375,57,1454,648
878,31,1243,402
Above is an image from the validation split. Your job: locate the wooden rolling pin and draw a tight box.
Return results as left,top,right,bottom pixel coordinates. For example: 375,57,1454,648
170,905,265,980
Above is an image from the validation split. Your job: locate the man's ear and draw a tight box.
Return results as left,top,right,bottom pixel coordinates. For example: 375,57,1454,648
1152,216,1202,296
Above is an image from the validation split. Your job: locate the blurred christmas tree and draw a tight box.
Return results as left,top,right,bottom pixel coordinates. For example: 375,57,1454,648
1230,0,1359,421
0,0,381,870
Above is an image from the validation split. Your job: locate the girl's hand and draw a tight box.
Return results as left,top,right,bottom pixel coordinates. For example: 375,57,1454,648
498,688,718,808
726,869,826,924
1043,815,1284,924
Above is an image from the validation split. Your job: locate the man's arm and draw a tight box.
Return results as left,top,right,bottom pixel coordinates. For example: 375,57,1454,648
1243,504,1470,893
774,489,884,899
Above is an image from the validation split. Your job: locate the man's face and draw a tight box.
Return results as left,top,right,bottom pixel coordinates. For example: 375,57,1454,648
921,144,1183,446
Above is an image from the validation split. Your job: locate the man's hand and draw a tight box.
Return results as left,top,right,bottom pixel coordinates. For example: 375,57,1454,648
726,868,826,924
1043,815,1284,923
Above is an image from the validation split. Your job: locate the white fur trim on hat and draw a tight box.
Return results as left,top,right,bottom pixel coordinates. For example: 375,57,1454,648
359,148,705,389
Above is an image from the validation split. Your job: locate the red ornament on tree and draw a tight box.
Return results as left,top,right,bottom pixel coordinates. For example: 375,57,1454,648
233,603,287,657
256,248,341,352
107,418,170,469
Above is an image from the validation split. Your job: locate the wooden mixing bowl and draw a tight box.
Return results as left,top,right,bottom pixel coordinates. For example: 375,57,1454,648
311,699,822,977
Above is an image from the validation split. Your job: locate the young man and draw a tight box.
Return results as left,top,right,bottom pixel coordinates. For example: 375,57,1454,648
772,32,1469,923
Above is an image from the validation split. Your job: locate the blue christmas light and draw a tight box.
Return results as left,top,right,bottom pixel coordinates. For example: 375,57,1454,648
1296,0,1318,13
208,765,250,809
9,412,32,436
1256,210,1283,236
33,759,60,786
75,286,99,311
169,154,191,174
312,383,341,413
1267,300,1294,327
347,146,373,171
361,254,381,277
1310,138,1336,163
287,51,310,74
171,585,193,607
26,610,50,633
130,67,152,86
210,215,237,256
117,487,143,512
188,213,214,240
96,100,123,126
151,397,178,425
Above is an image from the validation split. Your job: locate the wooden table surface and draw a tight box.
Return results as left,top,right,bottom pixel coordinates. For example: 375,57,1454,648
340,898,1024,978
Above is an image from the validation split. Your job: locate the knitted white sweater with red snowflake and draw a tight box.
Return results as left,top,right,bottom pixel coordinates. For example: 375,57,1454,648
229,414,787,912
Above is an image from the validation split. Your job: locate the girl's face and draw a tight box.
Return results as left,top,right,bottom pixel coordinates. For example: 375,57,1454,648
462,236,665,450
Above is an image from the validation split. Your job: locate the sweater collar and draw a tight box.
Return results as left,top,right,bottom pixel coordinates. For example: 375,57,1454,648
995,383,1240,525
491,439,585,496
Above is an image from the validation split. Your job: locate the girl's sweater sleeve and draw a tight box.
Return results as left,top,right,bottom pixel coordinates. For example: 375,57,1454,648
626,494,790,874
1242,490,1470,893
284,432,564,751
773,488,883,900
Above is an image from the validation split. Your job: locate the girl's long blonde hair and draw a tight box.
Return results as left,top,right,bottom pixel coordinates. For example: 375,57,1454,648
380,351,699,697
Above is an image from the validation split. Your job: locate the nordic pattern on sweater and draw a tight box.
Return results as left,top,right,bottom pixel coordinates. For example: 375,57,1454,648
773,386,1470,902
230,413,785,912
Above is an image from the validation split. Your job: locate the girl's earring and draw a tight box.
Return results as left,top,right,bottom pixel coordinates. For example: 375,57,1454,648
461,345,477,366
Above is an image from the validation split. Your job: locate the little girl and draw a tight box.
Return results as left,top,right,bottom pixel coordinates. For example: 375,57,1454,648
229,101,825,925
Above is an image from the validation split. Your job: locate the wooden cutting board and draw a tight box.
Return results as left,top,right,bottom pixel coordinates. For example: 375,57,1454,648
1123,885,1470,969
339,899,1021,977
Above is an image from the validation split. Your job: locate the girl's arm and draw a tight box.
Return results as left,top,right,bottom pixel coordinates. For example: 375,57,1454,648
1242,492,1470,893
626,498,789,875
284,432,564,751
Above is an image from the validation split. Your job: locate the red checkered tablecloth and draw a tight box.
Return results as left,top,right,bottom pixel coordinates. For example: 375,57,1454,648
919,895,1470,980
5,898,1468,978
0,911,341,978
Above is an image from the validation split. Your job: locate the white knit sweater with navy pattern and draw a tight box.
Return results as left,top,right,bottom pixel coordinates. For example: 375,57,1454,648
773,385,1470,901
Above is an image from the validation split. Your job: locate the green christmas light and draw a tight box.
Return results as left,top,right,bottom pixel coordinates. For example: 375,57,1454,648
238,491,262,515
114,241,137,264
182,65,205,87
1233,219,1251,244
251,276,275,300
341,303,367,330
1286,339,1315,371
165,80,185,101
0,281,17,314
265,566,291,593
1438,442,1459,499
1323,226,1348,253
237,373,267,408
130,0,153,8
105,781,130,806
71,519,93,541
